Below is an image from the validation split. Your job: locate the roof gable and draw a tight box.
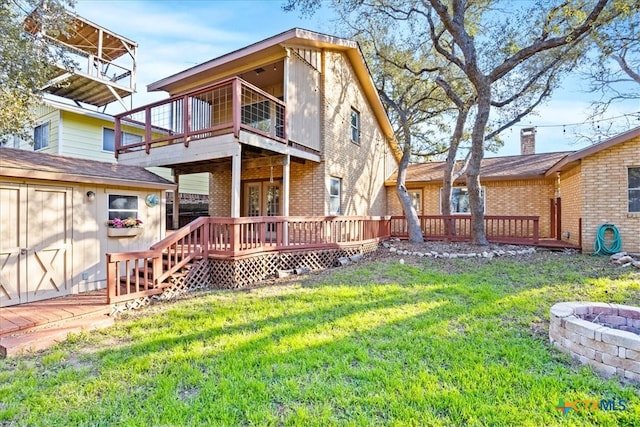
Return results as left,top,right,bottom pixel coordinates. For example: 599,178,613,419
546,126,640,176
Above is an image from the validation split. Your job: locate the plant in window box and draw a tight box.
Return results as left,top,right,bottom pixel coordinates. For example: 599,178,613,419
106,217,143,237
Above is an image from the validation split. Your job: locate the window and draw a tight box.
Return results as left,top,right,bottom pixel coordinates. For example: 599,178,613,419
108,195,138,220
350,108,360,143
629,167,640,213
329,177,341,215
409,190,422,215
34,122,49,150
440,187,485,214
102,128,142,152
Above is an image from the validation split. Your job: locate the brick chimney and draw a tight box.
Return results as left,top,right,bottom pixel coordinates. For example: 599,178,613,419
520,127,536,155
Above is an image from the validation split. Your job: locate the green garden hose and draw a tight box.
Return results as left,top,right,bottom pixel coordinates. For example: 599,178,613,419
593,224,622,255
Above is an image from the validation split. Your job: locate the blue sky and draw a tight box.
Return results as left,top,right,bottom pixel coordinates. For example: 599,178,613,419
74,0,639,156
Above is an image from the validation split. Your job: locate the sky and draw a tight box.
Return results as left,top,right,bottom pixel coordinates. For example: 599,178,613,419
72,0,639,157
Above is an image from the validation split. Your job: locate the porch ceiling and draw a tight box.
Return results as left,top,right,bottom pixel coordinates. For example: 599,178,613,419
172,145,306,175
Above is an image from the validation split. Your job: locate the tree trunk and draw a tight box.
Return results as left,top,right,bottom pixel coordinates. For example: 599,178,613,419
467,80,491,246
397,138,423,243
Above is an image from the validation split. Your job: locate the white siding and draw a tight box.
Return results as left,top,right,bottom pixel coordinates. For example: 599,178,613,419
286,48,321,151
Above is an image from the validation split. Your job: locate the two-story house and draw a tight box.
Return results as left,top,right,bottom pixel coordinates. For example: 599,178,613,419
114,28,400,226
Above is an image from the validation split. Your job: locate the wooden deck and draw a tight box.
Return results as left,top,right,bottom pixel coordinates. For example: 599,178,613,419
0,291,111,357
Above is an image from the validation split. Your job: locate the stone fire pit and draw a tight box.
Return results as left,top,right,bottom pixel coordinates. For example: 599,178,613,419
549,302,640,382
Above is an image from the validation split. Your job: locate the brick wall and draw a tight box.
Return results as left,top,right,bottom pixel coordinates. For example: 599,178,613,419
209,170,231,216
559,165,582,247
386,178,556,237
579,136,640,254
321,50,391,216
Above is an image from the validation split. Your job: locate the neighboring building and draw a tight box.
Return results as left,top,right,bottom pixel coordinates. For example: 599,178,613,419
388,127,640,254
13,98,209,216
15,11,209,227
114,29,400,221
0,147,175,307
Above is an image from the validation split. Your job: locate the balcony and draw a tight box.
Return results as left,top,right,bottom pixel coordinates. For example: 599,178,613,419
115,77,287,166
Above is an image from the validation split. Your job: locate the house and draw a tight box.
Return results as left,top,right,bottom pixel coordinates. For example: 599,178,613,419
114,28,399,224
547,126,640,254
387,127,640,254
0,147,175,307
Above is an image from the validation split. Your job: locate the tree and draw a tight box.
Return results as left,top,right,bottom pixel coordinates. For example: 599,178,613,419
583,9,639,132
356,24,451,242
0,0,74,144
286,0,629,245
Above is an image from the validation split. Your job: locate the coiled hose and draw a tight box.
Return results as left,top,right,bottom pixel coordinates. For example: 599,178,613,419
593,224,622,255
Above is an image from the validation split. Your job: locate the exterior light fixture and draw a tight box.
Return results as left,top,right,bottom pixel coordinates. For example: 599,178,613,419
86,191,96,201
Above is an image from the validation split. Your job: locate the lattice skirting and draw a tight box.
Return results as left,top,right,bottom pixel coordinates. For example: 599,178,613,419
211,242,380,289
110,258,212,316
110,243,380,315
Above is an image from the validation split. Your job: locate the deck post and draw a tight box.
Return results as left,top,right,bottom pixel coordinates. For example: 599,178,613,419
282,154,290,245
231,146,241,217
172,172,180,230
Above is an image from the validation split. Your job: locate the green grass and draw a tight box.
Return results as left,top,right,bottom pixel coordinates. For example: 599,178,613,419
1,252,639,426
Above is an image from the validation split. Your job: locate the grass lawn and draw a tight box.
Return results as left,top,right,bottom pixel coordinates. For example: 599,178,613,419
1,250,639,426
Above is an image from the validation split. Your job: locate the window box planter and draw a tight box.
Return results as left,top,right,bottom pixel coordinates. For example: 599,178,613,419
107,227,141,237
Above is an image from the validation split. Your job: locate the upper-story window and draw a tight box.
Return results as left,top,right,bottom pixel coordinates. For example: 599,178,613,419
103,128,142,152
34,122,49,150
350,108,360,144
629,167,640,213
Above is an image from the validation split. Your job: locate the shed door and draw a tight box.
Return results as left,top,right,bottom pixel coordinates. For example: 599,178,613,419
0,184,71,307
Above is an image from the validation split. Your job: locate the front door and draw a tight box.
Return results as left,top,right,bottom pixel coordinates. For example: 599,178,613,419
0,184,71,307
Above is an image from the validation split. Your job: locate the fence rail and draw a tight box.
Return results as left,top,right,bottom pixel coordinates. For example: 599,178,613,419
389,215,539,244
106,214,539,303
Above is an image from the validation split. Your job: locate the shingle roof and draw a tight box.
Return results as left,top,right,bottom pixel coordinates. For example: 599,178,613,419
0,147,175,189
388,151,571,184
546,126,640,176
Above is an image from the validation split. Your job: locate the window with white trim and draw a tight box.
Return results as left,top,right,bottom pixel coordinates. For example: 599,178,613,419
329,177,341,215
629,167,640,213
350,108,360,144
108,195,139,220
34,122,49,150
440,187,485,214
102,128,142,152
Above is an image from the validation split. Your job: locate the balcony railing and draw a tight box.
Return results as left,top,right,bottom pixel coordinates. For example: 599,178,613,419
114,77,287,157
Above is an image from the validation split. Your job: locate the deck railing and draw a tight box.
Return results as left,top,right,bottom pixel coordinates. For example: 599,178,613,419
106,214,540,303
114,77,287,157
390,215,539,244
106,216,390,303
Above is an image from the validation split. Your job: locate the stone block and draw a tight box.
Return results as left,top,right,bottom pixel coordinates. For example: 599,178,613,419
579,335,618,356
625,348,640,361
603,353,640,373
600,315,627,327
585,359,618,378
565,318,599,340
568,340,596,360
624,369,640,382
602,328,640,351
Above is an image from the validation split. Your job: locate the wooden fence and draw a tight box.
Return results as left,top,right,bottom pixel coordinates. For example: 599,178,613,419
106,214,539,303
